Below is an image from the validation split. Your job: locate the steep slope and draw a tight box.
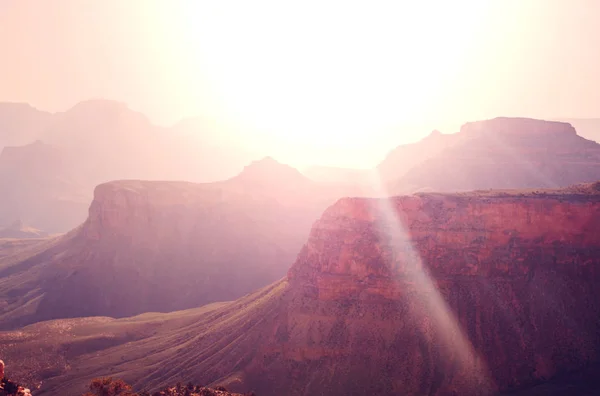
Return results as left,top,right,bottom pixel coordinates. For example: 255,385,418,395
0,158,350,329
2,183,599,396
558,118,600,143
393,118,600,193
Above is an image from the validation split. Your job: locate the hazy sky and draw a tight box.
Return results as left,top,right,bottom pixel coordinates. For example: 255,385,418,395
1,0,599,167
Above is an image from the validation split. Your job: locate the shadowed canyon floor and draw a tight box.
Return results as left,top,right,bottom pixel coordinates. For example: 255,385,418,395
1,183,599,395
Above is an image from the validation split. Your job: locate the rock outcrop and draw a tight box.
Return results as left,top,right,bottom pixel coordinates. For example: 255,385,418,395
2,183,599,395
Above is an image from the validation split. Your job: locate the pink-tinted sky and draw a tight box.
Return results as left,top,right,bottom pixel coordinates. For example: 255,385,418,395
1,0,599,167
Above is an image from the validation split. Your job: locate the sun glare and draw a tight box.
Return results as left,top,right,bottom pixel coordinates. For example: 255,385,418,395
173,1,490,149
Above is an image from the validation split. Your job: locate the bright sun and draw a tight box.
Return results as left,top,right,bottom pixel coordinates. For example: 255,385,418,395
172,1,490,152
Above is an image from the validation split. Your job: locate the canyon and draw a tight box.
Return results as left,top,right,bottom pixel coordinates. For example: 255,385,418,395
0,182,598,395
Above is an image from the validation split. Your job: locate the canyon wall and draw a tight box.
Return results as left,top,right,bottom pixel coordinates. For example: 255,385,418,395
261,186,600,395
3,185,600,396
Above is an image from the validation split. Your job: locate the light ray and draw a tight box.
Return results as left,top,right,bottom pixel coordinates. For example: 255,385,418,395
364,173,494,392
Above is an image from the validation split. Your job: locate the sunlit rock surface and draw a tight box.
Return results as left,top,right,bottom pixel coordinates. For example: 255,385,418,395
280,184,600,394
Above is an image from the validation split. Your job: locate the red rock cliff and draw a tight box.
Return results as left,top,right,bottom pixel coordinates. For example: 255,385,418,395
262,185,600,395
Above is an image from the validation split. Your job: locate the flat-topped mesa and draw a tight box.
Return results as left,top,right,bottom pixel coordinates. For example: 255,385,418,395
288,186,600,301
82,180,212,241
460,117,577,138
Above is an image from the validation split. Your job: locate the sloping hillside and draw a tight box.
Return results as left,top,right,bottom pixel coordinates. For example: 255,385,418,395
1,183,599,395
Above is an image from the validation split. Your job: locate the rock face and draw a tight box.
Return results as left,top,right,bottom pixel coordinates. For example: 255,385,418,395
281,186,600,394
382,118,600,194
4,183,599,396
0,159,351,328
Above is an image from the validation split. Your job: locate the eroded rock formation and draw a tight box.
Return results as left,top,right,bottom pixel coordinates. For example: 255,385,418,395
4,183,598,396
381,118,600,193
0,158,353,328
279,186,600,394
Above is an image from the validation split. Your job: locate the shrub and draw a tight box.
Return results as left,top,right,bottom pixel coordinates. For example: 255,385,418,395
84,377,137,396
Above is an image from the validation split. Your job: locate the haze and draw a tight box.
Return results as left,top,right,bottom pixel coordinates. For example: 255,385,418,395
1,0,599,168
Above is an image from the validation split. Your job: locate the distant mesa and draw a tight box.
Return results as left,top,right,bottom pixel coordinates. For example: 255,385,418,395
0,99,263,233
1,103,600,235
380,117,600,194
460,117,577,137
0,158,351,329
